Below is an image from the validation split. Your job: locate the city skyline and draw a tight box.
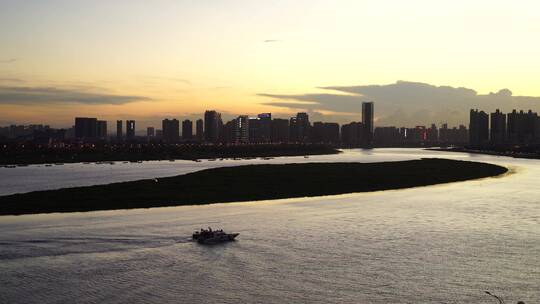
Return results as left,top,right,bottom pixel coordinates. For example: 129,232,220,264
2,1,540,127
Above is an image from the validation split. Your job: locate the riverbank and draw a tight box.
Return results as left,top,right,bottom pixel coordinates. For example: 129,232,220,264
0,158,507,216
0,143,340,166
429,147,540,159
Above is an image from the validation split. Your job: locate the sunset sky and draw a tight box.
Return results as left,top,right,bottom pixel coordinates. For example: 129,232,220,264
1,0,540,129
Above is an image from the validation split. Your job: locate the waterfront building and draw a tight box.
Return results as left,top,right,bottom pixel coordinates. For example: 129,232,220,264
271,118,289,143
362,102,374,145
234,116,249,144
195,119,204,141
182,119,193,140
162,119,180,143
126,120,136,139
74,117,97,139
147,127,155,137
490,109,506,144
469,109,489,147
116,120,123,140
204,110,222,143
96,120,107,138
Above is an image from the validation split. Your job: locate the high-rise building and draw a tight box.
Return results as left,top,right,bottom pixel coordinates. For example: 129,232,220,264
271,118,289,143
116,120,123,140
182,119,193,140
362,101,374,145
162,119,180,143
507,109,537,144
96,120,107,138
341,122,364,147
74,117,97,139
195,119,204,141
204,110,222,143
257,113,272,143
147,127,155,137
469,109,489,147
233,115,249,143
490,109,506,144
248,117,261,143
290,112,310,142
126,120,136,139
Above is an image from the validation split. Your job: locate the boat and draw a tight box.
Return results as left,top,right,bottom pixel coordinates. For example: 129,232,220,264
192,228,239,245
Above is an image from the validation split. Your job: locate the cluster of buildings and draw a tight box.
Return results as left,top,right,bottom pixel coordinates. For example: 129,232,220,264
16,102,540,149
469,109,540,147
1,101,473,147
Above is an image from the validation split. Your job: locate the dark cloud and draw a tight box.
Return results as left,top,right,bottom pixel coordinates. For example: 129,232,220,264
264,39,279,43
0,86,150,105
260,81,540,126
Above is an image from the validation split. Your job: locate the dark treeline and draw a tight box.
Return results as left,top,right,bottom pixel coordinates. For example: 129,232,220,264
0,159,507,215
0,143,339,165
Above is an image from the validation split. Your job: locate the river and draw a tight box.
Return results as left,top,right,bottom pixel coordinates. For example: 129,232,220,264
0,148,538,303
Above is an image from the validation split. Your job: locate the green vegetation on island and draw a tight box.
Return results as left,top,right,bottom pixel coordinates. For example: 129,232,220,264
0,158,508,216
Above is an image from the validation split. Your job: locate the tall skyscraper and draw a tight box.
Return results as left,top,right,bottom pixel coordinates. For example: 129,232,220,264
204,110,222,142
116,120,123,140
195,119,204,141
469,109,489,146
490,109,506,144
362,101,374,145
162,119,180,143
126,120,136,139
182,119,193,140
74,117,97,139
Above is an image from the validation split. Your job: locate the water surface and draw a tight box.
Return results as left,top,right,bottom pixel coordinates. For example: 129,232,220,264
0,149,538,303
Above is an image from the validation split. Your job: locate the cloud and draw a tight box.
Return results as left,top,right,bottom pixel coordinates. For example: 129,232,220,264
0,86,150,105
0,58,17,64
260,81,540,126
0,78,23,83
264,39,279,43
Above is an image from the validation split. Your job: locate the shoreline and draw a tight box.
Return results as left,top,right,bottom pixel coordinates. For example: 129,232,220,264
428,147,540,160
0,159,508,216
0,144,341,166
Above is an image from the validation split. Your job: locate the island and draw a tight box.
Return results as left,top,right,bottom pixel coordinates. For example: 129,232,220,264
0,158,508,216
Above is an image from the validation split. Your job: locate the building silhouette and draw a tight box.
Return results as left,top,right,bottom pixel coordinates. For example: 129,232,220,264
195,119,204,141
290,112,310,143
362,102,374,145
271,118,289,143
147,127,155,137
233,116,249,143
182,119,193,140
341,122,364,147
96,120,107,138
126,120,136,139
204,111,222,143
75,117,97,139
490,109,506,144
162,119,180,143
469,109,489,146
116,120,123,140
